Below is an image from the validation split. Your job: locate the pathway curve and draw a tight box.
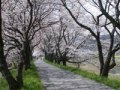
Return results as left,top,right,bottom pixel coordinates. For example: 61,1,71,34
35,59,114,90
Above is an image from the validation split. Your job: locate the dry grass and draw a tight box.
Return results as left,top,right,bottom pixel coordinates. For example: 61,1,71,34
67,57,120,78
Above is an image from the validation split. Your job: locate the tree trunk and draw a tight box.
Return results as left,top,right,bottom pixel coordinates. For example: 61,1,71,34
63,60,66,66
24,40,31,70
96,34,104,75
0,57,19,90
55,59,58,64
0,2,19,89
101,65,109,77
100,64,104,75
30,49,33,60
57,60,60,64
0,48,19,90
2,66,19,90
101,51,114,77
17,61,24,88
101,64,110,77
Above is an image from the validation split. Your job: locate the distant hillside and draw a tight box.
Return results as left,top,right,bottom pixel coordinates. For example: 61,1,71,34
81,34,120,52
100,34,110,40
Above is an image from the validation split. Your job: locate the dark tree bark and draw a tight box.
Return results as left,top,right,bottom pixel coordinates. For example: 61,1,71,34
24,36,32,70
17,61,24,88
96,32,104,75
63,60,66,66
24,43,31,70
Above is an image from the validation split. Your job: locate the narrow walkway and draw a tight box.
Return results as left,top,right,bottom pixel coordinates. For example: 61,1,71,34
35,59,114,90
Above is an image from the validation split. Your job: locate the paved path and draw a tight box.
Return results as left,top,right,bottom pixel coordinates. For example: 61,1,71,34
35,59,114,90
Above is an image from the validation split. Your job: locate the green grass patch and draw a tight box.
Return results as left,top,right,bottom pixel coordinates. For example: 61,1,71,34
0,77,9,90
0,63,44,90
45,60,120,90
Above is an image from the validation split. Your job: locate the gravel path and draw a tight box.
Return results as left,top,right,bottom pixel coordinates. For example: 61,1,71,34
35,59,114,90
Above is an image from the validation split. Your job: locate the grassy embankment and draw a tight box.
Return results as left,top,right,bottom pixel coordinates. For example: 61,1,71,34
45,60,120,90
0,63,44,90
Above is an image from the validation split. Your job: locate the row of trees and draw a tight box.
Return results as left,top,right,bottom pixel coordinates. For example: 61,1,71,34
42,0,120,77
42,18,84,65
0,0,120,89
60,0,120,77
0,0,55,90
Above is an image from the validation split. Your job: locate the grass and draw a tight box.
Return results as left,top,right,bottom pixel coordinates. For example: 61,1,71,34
45,60,120,90
0,77,8,90
0,63,44,90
